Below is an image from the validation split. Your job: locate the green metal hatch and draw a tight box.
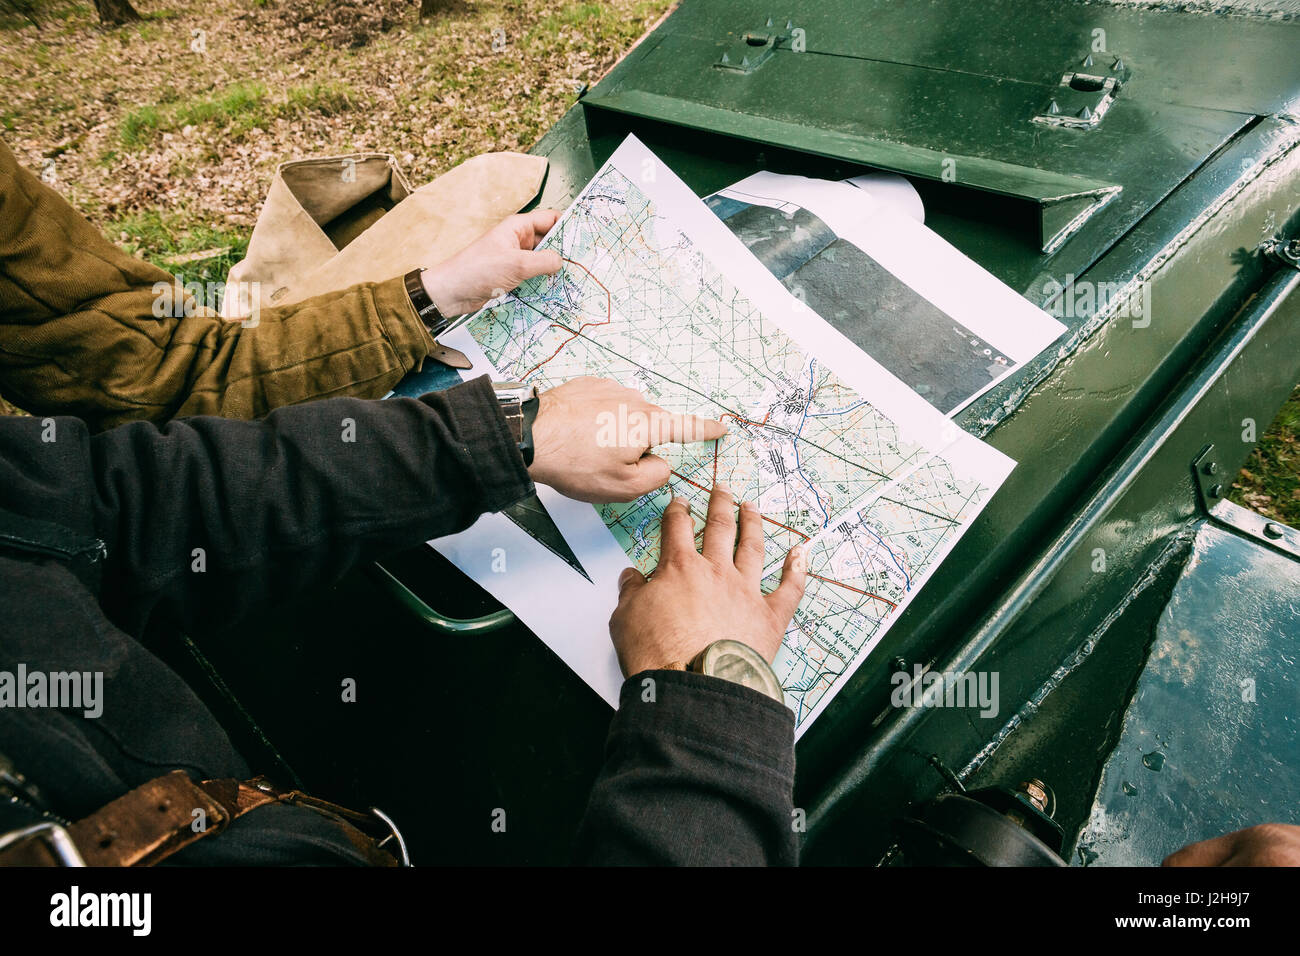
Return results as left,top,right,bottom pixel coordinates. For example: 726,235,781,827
581,0,1297,291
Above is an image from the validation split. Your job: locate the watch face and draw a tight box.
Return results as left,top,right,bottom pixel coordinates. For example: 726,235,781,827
698,640,785,702
711,653,765,688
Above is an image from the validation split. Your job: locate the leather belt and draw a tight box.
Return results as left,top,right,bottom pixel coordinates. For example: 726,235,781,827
0,770,405,867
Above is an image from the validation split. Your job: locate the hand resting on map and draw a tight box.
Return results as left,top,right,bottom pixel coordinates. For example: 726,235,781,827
420,209,565,317
608,483,807,677
528,376,728,503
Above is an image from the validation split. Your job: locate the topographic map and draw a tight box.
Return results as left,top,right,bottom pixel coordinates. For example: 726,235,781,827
455,136,1013,734
763,456,994,726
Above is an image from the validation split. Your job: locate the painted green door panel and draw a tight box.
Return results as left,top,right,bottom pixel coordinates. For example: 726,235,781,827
583,1,1265,287
636,0,1300,115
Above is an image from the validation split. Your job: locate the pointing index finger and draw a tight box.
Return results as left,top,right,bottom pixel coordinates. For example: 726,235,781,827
646,408,728,446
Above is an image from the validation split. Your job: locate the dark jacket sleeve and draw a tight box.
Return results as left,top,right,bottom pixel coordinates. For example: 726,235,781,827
0,375,531,636
0,137,435,432
574,670,799,866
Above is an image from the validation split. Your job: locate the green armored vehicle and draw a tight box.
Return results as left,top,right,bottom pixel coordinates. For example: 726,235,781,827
174,0,1300,865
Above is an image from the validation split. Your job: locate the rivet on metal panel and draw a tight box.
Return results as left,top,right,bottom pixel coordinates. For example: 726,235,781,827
1191,445,1300,560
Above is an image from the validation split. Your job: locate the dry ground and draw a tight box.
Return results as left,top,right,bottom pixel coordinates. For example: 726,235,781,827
2,0,669,269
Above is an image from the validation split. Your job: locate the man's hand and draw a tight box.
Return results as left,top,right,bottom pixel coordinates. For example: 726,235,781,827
1164,824,1300,867
421,210,563,317
609,484,807,677
527,377,727,503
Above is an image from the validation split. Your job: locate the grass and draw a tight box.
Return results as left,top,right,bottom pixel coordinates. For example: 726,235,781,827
524,0,666,53
120,103,164,147
120,81,273,146
283,81,357,117
0,0,676,419
1230,385,1300,527
173,81,269,130
119,79,364,148
110,208,249,284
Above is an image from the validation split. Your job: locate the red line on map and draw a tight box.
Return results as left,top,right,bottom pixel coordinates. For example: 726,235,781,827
522,257,612,379
807,572,898,610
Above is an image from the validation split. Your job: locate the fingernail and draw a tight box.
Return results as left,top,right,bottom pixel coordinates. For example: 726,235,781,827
741,500,757,511
714,482,731,496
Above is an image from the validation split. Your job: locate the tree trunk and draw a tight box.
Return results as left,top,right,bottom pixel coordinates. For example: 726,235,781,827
93,0,142,25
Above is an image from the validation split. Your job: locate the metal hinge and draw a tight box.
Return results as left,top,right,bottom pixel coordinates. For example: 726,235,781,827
1191,444,1299,560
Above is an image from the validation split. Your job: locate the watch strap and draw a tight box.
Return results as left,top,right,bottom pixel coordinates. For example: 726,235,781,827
493,382,538,467
403,268,451,338
520,394,539,467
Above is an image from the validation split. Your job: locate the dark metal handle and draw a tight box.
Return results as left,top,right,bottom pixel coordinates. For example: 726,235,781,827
369,562,516,634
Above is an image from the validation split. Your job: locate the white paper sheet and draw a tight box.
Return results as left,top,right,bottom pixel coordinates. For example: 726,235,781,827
708,171,1066,415
844,171,925,223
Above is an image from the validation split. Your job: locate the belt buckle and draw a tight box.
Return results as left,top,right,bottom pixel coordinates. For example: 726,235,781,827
369,807,411,866
0,821,86,866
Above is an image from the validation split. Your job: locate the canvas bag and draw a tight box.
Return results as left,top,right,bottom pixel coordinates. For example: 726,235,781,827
222,150,548,318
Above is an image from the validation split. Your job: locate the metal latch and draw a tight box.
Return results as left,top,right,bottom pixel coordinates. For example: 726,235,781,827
1260,236,1300,271
1033,54,1130,129
716,17,792,74
1191,445,1299,560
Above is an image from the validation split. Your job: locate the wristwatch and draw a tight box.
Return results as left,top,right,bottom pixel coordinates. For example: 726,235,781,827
404,268,473,370
492,381,540,467
663,639,785,703
404,268,452,338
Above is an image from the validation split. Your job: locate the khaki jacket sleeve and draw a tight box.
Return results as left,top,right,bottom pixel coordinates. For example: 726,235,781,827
0,139,435,432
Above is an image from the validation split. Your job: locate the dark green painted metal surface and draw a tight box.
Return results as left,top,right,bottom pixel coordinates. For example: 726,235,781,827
1074,522,1300,866
162,1,1300,863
